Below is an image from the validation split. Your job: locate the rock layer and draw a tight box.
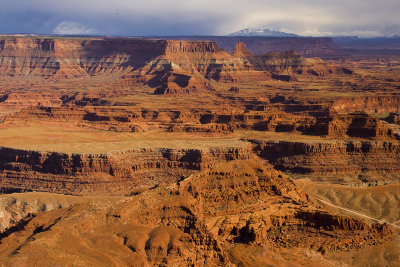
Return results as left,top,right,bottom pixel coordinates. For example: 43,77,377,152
0,37,351,95
0,145,252,194
251,139,400,182
0,160,392,266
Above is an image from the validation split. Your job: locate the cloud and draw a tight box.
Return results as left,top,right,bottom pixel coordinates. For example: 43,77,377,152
0,0,400,37
53,21,95,35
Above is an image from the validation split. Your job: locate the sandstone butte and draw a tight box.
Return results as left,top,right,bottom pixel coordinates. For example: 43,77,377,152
0,36,399,266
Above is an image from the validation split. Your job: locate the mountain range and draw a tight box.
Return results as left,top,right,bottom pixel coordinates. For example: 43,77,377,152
228,27,299,37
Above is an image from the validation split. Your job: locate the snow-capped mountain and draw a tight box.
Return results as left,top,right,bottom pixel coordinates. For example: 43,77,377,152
228,28,299,37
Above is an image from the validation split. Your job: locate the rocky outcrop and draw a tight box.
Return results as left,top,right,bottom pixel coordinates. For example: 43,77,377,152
0,37,220,94
0,93,62,108
0,92,62,116
329,96,400,114
204,49,352,83
161,36,344,59
250,139,400,181
386,112,400,124
232,42,253,57
309,112,396,138
167,123,234,133
123,40,230,93
6,106,189,131
0,37,353,95
6,105,313,133
0,160,392,266
0,145,252,194
7,98,399,137
0,193,122,231
198,111,312,132
0,37,165,78
296,210,369,231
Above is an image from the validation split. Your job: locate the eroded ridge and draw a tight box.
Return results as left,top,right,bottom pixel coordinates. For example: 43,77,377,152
0,161,393,266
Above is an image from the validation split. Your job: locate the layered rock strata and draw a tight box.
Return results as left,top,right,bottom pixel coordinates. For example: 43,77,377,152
250,139,400,181
0,145,252,195
0,37,352,95
161,36,344,58
0,160,392,266
309,112,396,138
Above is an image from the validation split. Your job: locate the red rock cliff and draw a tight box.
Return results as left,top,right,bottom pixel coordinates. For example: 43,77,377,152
0,145,252,195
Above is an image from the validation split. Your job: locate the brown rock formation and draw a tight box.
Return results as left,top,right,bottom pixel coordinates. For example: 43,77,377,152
386,112,400,124
161,36,344,59
0,37,218,94
329,96,400,114
250,139,400,183
5,105,312,134
0,145,252,195
0,37,352,95
232,42,253,57
0,160,392,266
204,49,352,83
0,93,63,116
310,112,395,138
0,192,123,231
0,35,400,266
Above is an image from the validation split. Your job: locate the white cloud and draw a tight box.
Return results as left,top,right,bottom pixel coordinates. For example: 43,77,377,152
2,0,400,36
53,21,95,35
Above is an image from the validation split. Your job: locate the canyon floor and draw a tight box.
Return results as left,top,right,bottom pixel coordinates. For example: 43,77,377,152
0,36,399,266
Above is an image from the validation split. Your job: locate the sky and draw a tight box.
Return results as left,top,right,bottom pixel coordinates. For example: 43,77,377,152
0,0,399,37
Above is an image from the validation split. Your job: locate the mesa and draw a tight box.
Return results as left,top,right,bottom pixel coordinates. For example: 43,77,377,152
0,35,399,266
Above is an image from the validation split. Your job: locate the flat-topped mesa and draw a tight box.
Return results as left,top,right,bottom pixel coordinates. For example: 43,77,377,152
5,105,311,133
263,50,300,58
0,37,225,94
6,105,210,132
232,42,253,57
152,36,343,58
257,51,328,74
0,145,253,195
206,49,353,83
0,37,227,54
0,93,63,114
231,37,342,58
164,40,227,54
250,138,400,184
119,40,231,94
310,112,396,139
0,36,354,95
0,37,171,78
329,96,400,114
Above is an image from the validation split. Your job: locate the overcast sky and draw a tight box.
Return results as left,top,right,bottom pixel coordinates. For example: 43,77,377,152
0,0,399,37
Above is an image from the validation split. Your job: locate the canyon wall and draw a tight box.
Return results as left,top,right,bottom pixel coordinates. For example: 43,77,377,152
160,36,343,58
0,160,392,266
309,112,396,138
2,134,400,194
0,37,166,78
0,37,226,93
0,145,252,195
250,139,400,183
328,96,400,114
0,37,352,95
6,99,399,135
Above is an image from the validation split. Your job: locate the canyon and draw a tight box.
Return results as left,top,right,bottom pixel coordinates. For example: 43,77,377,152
0,35,399,266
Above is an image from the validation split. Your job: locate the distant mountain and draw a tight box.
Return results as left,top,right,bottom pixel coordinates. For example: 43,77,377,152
228,28,299,37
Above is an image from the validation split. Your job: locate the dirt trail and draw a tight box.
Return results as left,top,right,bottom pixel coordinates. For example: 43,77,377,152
312,196,400,231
